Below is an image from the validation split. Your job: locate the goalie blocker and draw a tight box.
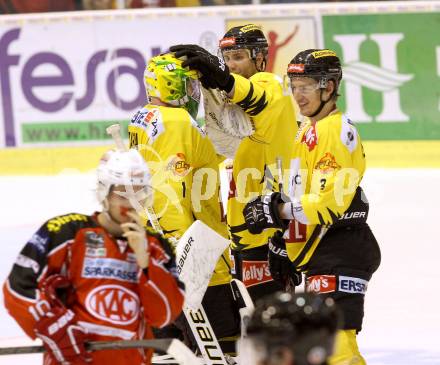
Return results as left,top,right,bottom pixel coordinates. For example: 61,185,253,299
175,220,233,364
174,221,254,363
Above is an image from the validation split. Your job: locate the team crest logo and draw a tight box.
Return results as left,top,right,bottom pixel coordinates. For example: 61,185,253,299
167,153,191,177
314,153,341,173
85,285,139,325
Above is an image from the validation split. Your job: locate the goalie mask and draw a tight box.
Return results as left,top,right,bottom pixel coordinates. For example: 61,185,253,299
241,292,341,365
144,53,201,119
219,24,268,72
96,149,152,211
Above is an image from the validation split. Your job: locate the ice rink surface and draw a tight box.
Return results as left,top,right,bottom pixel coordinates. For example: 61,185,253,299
0,168,439,364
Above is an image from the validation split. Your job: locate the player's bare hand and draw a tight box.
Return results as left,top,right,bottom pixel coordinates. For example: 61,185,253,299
121,211,149,268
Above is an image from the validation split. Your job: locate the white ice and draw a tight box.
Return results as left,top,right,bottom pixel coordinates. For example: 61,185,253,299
0,168,439,364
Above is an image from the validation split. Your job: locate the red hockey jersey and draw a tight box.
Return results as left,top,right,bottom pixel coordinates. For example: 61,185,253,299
3,212,185,365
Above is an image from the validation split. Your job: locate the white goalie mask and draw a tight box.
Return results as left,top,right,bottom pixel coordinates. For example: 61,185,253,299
96,149,151,209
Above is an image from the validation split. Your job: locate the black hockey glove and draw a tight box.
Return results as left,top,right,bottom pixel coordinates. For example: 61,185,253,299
268,232,302,287
243,192,290,234
170,44,235,92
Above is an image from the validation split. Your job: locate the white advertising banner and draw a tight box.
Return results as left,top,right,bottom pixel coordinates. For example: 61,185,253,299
0,1,437,147
0,12,224,147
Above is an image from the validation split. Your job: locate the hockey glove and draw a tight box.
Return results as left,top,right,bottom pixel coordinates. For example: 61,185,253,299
243,192,290,234
170,44,235,93
268,232,302,287
121,211,150,269
33,275,91,365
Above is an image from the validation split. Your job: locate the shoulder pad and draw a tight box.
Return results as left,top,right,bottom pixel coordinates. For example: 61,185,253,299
340,115,358,153
45,213,91,234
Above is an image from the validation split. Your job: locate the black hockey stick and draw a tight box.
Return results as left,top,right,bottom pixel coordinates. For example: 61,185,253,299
0,338,201,364
276,156,298,294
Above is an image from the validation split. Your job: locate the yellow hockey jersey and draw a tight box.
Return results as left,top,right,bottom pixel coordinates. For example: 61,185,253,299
227,72,298,251
284,110,366,270
128,105,231,286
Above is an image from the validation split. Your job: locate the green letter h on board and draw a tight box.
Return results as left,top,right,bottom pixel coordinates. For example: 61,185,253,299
333,34,413,123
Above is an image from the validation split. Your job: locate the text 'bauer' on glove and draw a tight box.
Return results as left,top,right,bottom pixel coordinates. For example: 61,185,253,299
268,231,302,287
243,192,290,234
170,44,235,93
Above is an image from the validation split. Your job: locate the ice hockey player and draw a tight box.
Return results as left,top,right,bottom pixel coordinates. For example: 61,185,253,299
242,292,340,365
3,148,185,365
242,49,381,365
128,52,240,354
170,24,298,302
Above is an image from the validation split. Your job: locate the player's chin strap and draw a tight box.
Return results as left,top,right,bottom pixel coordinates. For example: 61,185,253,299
250,47,267,73
308,89,333,118
255,57,266,73
309,79,338,119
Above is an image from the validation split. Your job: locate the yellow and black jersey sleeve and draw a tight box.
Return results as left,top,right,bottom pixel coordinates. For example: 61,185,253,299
296,112,366,226
227,72,298,251
231,72,296,144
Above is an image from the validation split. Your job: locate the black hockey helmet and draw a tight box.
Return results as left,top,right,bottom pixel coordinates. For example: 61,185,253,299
246,292,341,365
219,24,268,65
287,49,342,90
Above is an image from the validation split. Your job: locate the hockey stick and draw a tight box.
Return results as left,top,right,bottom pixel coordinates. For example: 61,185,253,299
230,279,254,365
0,339,201,364
276,156,284,196
107,124,228,365
106,124,127,152
230,279,254,339
276,156,298,294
